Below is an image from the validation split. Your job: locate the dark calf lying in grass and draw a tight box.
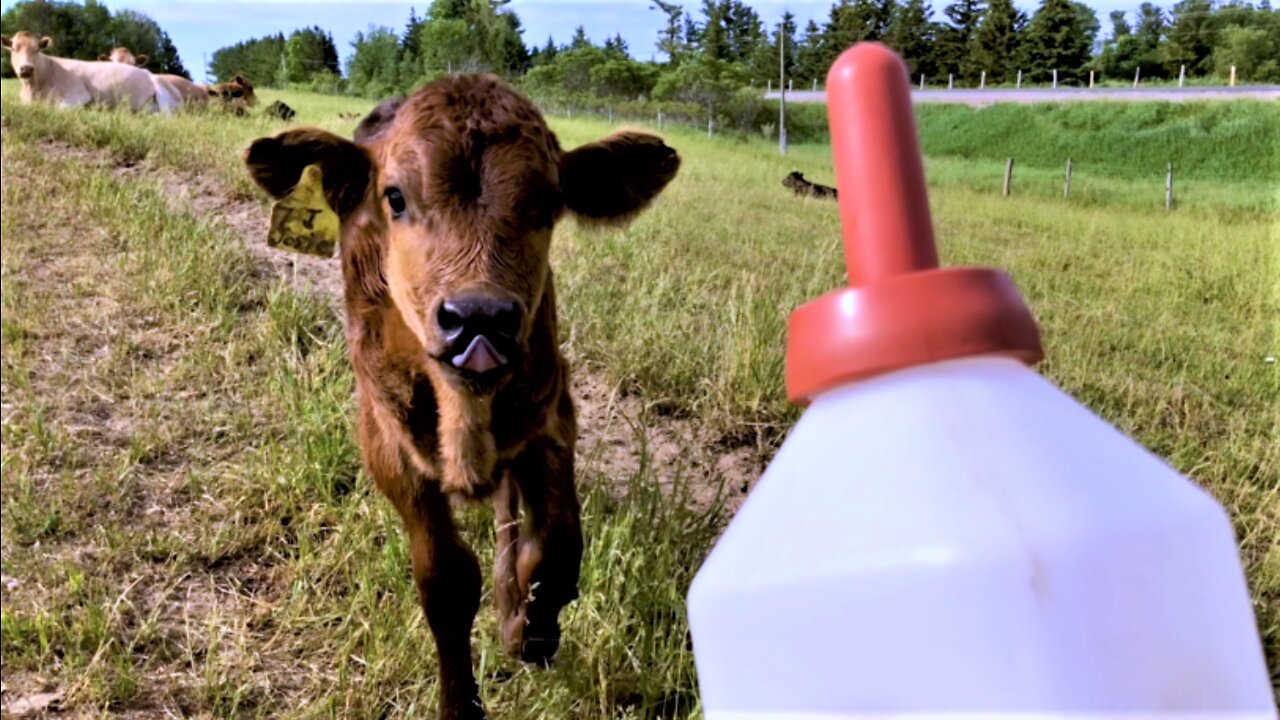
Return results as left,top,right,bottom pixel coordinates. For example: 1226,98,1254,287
265,100,295,121
783,170,838,200
242,74,680,719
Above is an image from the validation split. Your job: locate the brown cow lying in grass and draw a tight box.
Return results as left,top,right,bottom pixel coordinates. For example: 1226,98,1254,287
208,74,257,114
783,170,839,200
243,74,680,719
100,46,209,108
2,32,179,112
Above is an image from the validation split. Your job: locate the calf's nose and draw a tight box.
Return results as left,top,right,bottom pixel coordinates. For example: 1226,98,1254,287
17,66,34,78
437,295,523,374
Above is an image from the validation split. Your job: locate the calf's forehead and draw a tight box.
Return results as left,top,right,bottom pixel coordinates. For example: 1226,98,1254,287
371,77,565,233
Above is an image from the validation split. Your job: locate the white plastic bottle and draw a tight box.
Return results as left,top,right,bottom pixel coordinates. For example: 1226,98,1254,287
687,43,1276,718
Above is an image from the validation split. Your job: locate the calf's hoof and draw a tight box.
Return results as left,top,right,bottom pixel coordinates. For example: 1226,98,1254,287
438,698,487,720
519,617,562,667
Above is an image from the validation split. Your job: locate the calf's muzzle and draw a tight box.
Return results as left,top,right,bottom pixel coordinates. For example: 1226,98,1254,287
437,295,523,375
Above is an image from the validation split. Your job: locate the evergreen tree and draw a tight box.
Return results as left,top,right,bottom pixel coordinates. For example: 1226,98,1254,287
1162,0,1215,76
723,0,765,63
1021,0,1095,83
651,0,686,64
886,0,937,77
1098,10,1139,79
935,0,986,81
347,25,404,97
604,32,629,56
1133,2,1169,78
826,0,895,51
748,11,796,83
794,19,829,82
403,6,422,49
699,0,729,60
972,0,1025,82
531,35,558,66
283,26,338,84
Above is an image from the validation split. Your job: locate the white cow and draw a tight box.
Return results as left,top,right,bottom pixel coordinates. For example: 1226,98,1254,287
100,46,208,108
1,32,180,113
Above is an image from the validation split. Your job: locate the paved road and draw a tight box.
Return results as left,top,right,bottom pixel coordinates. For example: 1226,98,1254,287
765,86,1280,106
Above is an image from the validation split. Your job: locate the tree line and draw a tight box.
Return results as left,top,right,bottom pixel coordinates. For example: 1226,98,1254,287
4,0,1275,132
208,27,341,89
0,0,188,78
337,0,1280,94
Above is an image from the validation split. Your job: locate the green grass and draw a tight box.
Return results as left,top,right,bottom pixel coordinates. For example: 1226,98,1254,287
2,79,1278,713
0,107,719,717
913,101,1280,182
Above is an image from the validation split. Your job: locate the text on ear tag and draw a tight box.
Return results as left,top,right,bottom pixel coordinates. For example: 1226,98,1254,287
267,163,339,258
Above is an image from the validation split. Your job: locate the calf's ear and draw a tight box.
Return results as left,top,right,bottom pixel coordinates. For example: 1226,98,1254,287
1,36,11,50
243,128,374,217
39,36,52,49
98,54,110,61
135,54,148,66
559,129,680,226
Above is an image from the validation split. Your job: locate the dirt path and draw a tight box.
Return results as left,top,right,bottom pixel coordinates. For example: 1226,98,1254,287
69,138,769,509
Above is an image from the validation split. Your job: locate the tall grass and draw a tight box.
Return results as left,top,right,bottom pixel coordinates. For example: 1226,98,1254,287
1,127,721,717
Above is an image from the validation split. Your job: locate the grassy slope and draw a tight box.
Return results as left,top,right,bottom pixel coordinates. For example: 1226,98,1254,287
2,81,1278,709
914,101,1280,181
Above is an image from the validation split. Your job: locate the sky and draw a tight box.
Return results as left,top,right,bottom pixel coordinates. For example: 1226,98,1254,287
1,0,1137,83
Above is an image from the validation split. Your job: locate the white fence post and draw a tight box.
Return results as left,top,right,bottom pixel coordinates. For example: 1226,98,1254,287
980,70,986,89
919,73,925,90
1017,69,1022,89
813,78,818,92
1179,65,1186,88
948,73,954,89
1230,66,1237,87
1053,69,1058,89
1133,67,1140,88
1089,70,1095,88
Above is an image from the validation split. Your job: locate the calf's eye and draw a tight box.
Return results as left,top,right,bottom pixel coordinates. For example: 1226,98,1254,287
384,187,406,219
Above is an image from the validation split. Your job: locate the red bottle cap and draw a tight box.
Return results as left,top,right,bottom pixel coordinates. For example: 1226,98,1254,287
785,43,1044,406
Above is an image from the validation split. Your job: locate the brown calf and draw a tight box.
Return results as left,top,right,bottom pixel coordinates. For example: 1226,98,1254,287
242,74,680,719
208,74,257,113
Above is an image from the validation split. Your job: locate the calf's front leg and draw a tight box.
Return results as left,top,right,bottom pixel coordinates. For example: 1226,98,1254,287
402,483,486,720
499,432,583,667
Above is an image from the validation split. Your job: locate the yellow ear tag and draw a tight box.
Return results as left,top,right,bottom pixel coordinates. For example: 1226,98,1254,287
267,163,339,258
